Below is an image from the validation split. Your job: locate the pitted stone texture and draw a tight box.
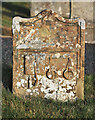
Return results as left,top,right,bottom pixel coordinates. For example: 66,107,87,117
13,10,85,101
30,2,94,44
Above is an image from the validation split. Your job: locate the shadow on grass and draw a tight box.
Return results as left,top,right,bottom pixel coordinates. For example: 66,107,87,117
2,63,13,92
2,8,29,18
85,43,95,75
2,2,30,18
2,86,94,118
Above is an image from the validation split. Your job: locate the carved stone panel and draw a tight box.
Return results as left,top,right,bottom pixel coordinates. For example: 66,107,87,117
12,10,85,101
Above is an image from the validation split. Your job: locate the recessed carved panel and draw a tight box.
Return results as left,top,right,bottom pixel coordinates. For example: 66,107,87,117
13,10,85,101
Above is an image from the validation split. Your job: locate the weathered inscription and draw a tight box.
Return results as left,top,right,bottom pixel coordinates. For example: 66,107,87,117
13,10,85,101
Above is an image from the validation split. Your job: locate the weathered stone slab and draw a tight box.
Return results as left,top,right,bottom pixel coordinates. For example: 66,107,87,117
12,10,85,101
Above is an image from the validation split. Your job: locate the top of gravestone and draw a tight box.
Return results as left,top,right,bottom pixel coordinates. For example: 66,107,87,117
12,9,85,52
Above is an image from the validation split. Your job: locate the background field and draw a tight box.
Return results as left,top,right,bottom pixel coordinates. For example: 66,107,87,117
1,2,30,36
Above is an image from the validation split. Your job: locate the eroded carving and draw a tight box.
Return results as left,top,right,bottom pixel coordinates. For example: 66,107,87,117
13,9,85,101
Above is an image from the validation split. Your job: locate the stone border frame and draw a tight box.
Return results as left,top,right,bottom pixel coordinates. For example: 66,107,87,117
12,10,85,100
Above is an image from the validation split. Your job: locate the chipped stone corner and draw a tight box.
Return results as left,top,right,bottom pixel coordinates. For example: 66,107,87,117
12,17,22,34
78,18,85,30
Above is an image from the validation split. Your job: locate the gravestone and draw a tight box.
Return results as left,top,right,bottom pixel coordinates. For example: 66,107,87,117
12,10,85,101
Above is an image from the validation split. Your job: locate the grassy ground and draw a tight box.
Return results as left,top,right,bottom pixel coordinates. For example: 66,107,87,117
2,72,94,118
1,2,30,36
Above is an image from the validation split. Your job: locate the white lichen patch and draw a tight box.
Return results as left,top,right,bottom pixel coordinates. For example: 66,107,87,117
70,47,73,50
78,18,85,29
30,93,33,95
30,81,33,88
69,91,75,97
21,79,25,84
54,53,60,58
16,72,77,101
45,66,50,70
40,76,58,94
57,71,62,75
16,44,29,49
33,88,39,93
16,82,21,88
76,43,81,49
67,85,72,90
26,89,31,93
24,29,35,41
12,17,23,34
26,55,30,60
37,75,76,101
16,79,27,88
56,42,61,47
20,65,23,68
44,92,56,100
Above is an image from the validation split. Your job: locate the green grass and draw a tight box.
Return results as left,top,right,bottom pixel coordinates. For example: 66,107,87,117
2,70,94,118
2,2,30,28
2,63,12,91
